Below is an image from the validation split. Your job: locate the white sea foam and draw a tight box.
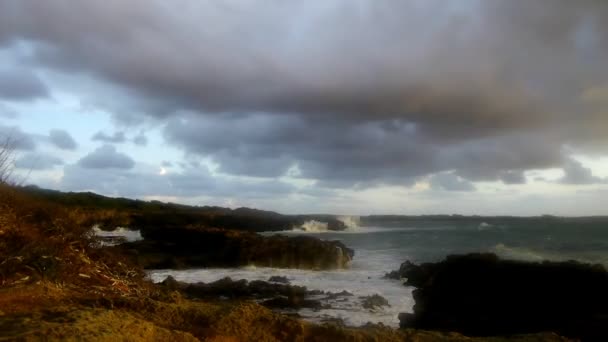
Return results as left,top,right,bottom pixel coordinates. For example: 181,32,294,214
296,220,330,232
92,226,143,245
338,216,360,230
477,222,493,230
148,265,413,327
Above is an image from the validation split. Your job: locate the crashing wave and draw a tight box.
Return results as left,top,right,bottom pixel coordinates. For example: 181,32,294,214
338,216,360,230
296,220,330,232
492,243,546,262
92,226,143,246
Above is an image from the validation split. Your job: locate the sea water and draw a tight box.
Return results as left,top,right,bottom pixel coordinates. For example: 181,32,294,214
148,219,608,327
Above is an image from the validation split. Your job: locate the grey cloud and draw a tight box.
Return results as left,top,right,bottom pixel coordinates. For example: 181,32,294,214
0,67,48,101
14,153,63,170
499,170,527,185
428,172,476,192
161,161,172,167
1,1,607,188
0,124,36,150
133,133,147,146
0,104,18,118
559,159,605,185
92,131,126,144
78,145,135,169
61,163,295,199
48,129,77,150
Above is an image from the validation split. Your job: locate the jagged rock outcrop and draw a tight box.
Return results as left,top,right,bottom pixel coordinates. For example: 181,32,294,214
112,227,354,270
395,253,608,341
360,294,390,310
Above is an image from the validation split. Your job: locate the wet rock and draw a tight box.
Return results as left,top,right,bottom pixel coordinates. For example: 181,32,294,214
112,227,354,270
395,253,608,341
261,296,324,310
160,275,181,291
360,294,390,310
325,290,354,300
161,277,309,302
268,276,290,284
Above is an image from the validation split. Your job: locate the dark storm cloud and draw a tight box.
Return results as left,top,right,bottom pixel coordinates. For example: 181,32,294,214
1,1,607,188
14,153,63,170
428,172,476,192
0,67,48,101
78,145,135,169
48,129,77,150
92,131,126,144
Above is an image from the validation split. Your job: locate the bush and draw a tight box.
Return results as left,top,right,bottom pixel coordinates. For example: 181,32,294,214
0,183,144,293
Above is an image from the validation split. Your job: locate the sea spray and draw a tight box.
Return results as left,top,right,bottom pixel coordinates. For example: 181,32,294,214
338,216,360,231
296,220,329,232
92,226,143,246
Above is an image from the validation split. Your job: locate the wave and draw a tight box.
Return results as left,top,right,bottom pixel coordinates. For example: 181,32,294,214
294,216,360,233
491,243,608,266
491,243,547,262
338,215,360,230
92,226,143,245
296,220,330,232
477,222,493,230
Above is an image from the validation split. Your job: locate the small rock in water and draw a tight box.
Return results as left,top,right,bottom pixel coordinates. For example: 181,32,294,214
268,276,290,284
360,294,390,310
325,290,354,300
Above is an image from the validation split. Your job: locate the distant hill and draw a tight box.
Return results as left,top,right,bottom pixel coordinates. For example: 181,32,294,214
19,186,346,232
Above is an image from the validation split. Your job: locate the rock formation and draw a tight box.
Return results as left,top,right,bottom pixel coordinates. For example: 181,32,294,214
395,253,608,341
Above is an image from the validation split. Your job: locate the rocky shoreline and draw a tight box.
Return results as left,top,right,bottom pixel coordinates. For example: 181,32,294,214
110,226,354,270
0,185,586,341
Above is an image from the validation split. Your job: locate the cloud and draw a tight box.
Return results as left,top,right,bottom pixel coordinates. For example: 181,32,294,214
14,153,63,170
0,67,48,101
0,124,36,150
48,129,77,150
559,159,605,185
133,133,147,146
0,104,18,118
77,145,135,169
92,131,126,144
1,1,607,188
428,172,476,192
499,170,527,185
61,162,295,199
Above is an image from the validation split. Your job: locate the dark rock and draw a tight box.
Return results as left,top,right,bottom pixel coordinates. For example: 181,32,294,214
395,253,608,341
162,277,309,302
261,296,324,310
268,276,290,284
160,275,181,291
325,290,354,300
360,294,390,310
112,227,354,270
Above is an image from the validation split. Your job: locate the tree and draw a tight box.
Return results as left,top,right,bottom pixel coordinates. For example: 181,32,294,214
0,135,16,185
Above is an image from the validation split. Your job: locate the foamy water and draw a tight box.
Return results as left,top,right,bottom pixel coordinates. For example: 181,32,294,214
148,219,608,327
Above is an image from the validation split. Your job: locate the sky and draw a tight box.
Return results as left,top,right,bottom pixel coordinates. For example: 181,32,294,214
0,0,607,216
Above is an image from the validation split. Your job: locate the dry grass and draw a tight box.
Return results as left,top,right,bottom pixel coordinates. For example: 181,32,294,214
0,183,145,296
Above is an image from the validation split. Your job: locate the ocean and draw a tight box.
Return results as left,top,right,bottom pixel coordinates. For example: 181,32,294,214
147,218,608,328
